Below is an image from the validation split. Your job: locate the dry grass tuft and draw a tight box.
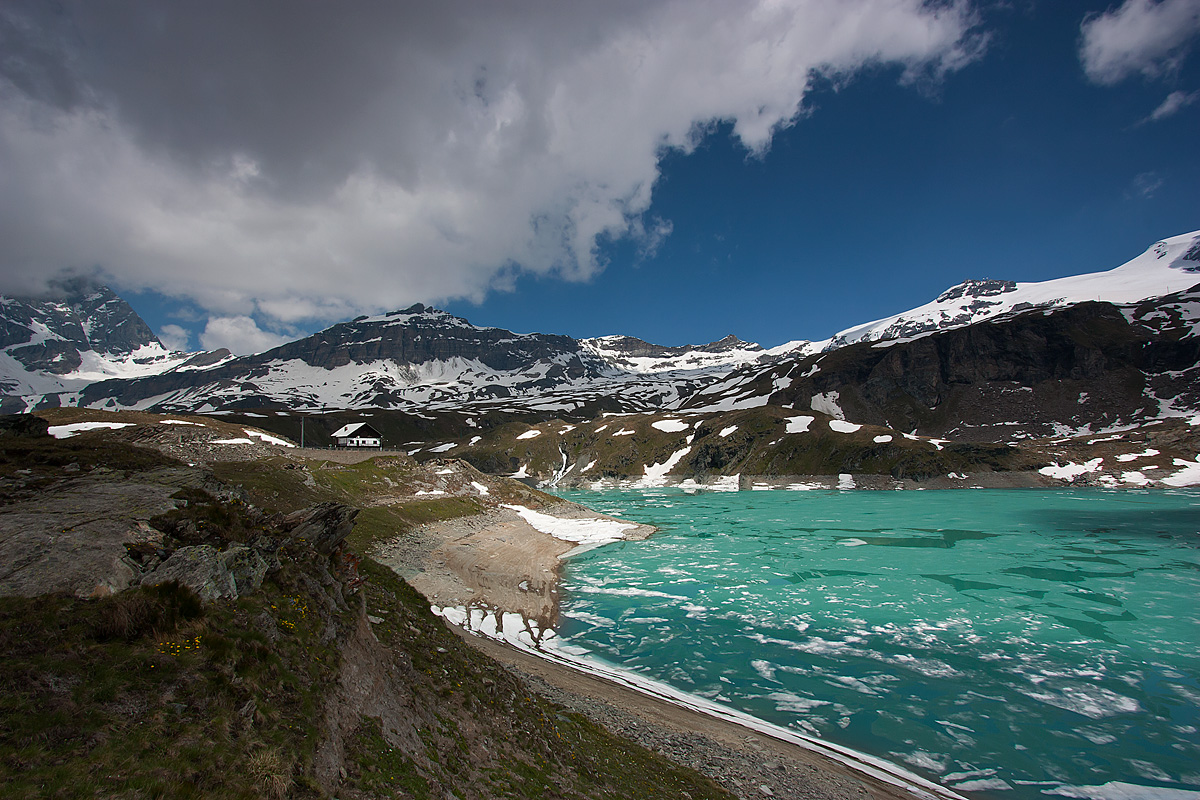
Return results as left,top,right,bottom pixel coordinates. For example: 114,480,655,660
248,746,295,800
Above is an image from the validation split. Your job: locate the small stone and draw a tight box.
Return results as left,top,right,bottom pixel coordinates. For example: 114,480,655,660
758,786,775,797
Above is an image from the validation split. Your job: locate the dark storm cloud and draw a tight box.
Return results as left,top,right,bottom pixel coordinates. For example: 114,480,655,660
0,0,984,349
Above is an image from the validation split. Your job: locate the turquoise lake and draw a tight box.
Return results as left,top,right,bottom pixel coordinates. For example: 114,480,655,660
553,488,1200,799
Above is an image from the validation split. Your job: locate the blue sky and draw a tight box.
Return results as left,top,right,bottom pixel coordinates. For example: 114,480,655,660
2,1,1198,352
444,3,1200,347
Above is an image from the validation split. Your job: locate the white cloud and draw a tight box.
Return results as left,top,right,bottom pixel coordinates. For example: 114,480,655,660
157,323,192,352
1131,171,1165,198
1148,88,1199,119
1080,0,1200,85
199,316,291,355
0,1,985,329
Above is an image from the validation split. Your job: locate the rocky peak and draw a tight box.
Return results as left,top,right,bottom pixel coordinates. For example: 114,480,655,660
0,280,164,374
935,279,1018,304
699,334,761,354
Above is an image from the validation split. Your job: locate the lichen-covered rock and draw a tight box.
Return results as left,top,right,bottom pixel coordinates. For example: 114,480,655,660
281,502,358,555
141,545,236,602
221,544,270,596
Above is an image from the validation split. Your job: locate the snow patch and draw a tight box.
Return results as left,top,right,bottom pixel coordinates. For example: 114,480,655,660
244,429,294,447
502,504,636,546
810,391,845,420
47,421,136,438
719,425,738,438
651,419,689,433
829,420,862,434
1163,456,1200,487
638,446,693,488
1039,458,1104,481
785,415,814,434
516,429,541,440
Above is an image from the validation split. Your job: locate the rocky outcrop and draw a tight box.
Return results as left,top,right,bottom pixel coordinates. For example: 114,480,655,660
769,301,1190,439
141,543,271,602
0,458,359,603
0,471,196,598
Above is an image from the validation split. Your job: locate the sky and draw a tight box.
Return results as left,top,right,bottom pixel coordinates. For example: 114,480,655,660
0,1,1198,354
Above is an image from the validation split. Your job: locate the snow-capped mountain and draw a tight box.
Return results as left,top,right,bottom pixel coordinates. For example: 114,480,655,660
580,334,766,373
5,230,1199,436
39,305,792,414
0,281,194,407
827,230,1200,348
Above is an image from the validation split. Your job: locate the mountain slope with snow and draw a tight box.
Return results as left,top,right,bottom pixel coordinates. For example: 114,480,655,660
0,282,196,409
580,334,768,373
828,230,1200,348
4,230,1198,436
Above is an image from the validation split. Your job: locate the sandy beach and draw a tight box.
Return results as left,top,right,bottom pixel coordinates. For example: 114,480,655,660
375,501,959,800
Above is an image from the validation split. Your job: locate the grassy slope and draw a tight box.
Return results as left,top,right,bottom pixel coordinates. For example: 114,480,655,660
429,408,1042,484
0,427,732,799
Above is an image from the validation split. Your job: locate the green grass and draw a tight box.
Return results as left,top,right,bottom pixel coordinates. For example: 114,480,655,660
0,571,337,799
2,429,736,800
348,499,484,553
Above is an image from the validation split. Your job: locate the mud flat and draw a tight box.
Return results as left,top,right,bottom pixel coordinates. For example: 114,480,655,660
370,501,652,629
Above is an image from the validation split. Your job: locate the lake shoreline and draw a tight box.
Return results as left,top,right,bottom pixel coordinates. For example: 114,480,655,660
379,498,961,800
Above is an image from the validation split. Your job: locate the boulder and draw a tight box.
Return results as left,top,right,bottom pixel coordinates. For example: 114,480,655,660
141,545,236,602
281,502,358,555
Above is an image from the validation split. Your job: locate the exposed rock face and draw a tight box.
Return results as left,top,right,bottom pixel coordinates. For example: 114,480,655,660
0,472,197,598
935,279,1017,303
279,502,359,556
770,300,1199,439
141,544,271,602
0,279,163,374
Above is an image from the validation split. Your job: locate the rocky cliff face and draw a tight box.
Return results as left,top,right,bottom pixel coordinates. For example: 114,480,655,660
763,295,1200,440
0,279,163,374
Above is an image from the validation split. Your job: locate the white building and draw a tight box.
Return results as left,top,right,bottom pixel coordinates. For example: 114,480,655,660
330,422,383,448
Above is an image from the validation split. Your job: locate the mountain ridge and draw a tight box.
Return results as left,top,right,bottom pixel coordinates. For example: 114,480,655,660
3,230,1198,442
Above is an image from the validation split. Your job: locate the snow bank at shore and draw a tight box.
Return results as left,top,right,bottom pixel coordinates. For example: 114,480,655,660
432,602,968,800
